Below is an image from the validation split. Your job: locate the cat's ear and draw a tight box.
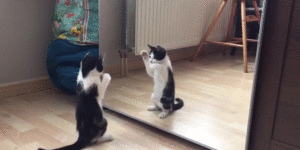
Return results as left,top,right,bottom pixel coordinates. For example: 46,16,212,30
157,45,166,54
96,59,104,72
148,45,156,51
157,45,165,51
99,53,106,61
82,52,94,67
96,54,104,72
97,54,103,64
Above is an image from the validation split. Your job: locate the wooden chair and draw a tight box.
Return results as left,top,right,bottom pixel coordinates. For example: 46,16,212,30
190,0,261,73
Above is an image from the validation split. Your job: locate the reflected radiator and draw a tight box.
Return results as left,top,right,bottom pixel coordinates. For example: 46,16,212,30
126,0,233,55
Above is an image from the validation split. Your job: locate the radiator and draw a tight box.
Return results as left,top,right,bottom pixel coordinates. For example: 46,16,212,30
126,0,233,55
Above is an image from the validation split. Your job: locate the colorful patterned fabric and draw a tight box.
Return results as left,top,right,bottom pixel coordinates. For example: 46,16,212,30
52,0,99,45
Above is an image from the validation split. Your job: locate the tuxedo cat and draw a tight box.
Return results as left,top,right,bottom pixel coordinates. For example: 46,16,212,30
38,53,113,150
140,45,184,119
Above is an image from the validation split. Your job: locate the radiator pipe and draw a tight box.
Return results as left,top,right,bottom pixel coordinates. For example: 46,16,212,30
119,48,132,78
118,50,125,78
124,49,128,77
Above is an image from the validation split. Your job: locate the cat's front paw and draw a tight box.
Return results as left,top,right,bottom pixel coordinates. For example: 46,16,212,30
140,50,148,59
103,73,111,82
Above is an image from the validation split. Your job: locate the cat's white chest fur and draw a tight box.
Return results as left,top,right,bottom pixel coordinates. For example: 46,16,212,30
153,65,168,95
77,68,111,107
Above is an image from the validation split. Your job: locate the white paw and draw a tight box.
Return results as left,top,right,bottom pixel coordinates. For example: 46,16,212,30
97,134,114,143
105,134,114,141
140,50,148,55
147,106,159,111
159,112,168,119
103,73,111,82
140,50,148,59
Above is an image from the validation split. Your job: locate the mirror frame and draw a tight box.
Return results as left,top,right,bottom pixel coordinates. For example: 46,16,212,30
247,0,296,149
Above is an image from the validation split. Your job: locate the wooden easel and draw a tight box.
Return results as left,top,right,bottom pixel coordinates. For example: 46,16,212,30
190,0,261,73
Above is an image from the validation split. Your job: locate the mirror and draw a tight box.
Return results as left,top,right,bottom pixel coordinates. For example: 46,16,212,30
102,0,266,149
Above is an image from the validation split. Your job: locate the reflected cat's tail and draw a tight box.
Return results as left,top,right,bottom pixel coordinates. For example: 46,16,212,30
173,98,184,110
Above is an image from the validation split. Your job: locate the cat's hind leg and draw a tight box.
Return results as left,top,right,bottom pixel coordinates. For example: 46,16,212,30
159,98,172,118
147,93,160,111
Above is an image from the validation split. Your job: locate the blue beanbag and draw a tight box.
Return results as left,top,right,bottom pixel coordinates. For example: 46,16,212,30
46,39,99,95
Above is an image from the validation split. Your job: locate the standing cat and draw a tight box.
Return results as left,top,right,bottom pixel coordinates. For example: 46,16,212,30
38,53,113,150
140,45,184,119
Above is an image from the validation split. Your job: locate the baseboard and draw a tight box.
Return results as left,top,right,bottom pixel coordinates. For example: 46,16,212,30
0,77,57,99
0,68,123,99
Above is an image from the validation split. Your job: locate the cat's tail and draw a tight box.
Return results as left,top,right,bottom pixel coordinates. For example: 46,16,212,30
37,138,88,150
173,98,184,111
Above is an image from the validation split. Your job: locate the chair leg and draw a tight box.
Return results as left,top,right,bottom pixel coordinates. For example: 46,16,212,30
191,0,229,62
223,0,238,55
241,0,248,73
252,0,261,24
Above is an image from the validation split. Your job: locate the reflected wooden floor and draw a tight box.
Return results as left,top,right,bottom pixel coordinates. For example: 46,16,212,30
0,89,205,150
105,53,256,150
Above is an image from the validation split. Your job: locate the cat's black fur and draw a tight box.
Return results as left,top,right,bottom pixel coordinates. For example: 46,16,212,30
38,54,110,150
161,68,175,110
148,45,167,61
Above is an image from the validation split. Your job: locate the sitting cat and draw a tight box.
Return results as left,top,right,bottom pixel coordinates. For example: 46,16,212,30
140,45,184,119
38,53,113,150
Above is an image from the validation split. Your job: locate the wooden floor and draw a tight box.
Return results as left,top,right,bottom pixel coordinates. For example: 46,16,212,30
104,53,256,150
0,89,206,150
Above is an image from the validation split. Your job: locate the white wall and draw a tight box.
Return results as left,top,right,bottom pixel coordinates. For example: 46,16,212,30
0,0,55,85
99,0,127,67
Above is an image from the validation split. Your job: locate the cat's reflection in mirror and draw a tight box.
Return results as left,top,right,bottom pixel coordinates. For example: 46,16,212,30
140,45,184,119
